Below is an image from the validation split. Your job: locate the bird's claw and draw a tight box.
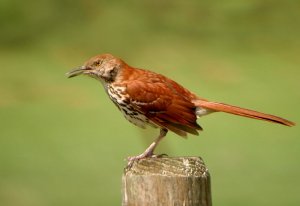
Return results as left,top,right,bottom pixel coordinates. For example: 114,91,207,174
151,153,168,158
125,153,168,170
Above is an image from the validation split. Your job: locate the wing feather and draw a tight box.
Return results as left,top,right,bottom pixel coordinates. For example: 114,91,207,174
124,75,202,136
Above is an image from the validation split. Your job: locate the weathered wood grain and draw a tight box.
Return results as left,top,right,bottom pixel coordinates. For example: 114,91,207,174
122,157,212,206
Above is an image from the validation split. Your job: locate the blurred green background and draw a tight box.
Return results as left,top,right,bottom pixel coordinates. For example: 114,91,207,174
0,0,299,205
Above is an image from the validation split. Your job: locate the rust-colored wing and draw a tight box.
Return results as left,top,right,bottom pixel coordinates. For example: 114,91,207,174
124,71,202,137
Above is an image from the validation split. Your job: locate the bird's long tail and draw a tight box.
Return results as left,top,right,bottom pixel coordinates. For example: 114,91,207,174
195,100,295,127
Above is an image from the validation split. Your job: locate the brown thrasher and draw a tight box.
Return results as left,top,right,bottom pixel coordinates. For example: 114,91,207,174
67,53,295,163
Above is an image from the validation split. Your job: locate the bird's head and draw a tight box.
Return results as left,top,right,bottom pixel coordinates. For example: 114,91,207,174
66,53,124,83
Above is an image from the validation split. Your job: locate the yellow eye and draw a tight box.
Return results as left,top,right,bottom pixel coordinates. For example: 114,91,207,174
94,60,102,66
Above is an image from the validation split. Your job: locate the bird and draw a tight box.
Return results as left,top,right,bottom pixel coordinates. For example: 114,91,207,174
66,53,295,164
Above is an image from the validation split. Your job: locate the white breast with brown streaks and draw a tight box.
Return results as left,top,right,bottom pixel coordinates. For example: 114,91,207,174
106,84,155,129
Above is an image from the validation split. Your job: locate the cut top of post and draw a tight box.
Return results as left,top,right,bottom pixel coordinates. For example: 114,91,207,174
125,156,209,177
122,157,212,206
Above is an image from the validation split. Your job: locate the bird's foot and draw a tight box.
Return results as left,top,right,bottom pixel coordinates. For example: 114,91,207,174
126,152,152,169
126,129,168,170
151,153,168,158
126,153,168,169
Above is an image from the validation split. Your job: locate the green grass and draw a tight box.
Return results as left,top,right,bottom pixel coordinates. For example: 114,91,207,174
1,1,300,206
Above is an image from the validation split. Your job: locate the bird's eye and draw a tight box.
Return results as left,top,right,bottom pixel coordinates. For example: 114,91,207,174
94,60,102,66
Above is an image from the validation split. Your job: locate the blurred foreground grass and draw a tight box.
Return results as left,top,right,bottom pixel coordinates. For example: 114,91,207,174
0,1,300,206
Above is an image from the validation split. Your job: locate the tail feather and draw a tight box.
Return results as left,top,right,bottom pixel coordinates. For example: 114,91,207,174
196,101,295,127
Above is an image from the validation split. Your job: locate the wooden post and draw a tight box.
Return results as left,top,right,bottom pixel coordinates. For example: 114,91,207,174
122,157,212,206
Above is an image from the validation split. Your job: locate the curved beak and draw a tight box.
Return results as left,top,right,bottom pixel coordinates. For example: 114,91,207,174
66,66,89,78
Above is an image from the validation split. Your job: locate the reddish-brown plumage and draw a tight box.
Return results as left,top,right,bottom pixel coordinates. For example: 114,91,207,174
116,65,202,136
67,53,295,163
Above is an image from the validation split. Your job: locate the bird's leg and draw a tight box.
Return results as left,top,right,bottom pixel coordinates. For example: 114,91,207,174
127,128,168,166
